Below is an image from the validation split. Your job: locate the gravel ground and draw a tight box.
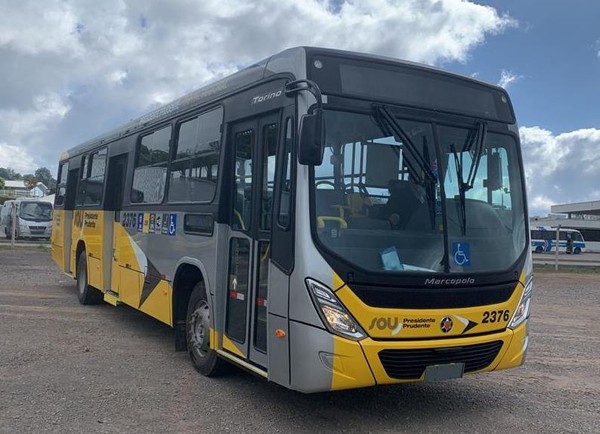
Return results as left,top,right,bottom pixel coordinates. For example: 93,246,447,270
0,248,598,433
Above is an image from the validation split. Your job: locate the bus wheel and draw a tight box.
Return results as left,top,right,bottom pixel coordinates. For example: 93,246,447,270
76,253,103,305
186,282,229,376
535,246,543,254
574,247,581,255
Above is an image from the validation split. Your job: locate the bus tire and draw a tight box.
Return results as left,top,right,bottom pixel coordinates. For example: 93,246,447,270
186,281,229,377
534,246,543,254
76,252,103,305
574,247,581,255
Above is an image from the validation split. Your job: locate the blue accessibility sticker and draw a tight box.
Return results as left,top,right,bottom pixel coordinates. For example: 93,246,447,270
168,214,177,236
137,213,144,232
452,242,471,267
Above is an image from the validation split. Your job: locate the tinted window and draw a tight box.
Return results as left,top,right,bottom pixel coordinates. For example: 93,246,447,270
233,129,254,231
55,162,69,207
168,108,222,202
260,123,278,230
76,148,107,206
277,117,293,229
131,125,171,204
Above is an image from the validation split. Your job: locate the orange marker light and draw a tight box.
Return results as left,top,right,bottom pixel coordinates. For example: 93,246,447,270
275,329,286,338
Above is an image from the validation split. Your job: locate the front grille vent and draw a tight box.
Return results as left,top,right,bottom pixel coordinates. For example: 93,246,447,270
378,340,503,380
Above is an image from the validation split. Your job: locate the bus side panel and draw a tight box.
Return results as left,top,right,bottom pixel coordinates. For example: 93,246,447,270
51,209,66,271
113,224,142,309
84,211,106,290
138,278,172,326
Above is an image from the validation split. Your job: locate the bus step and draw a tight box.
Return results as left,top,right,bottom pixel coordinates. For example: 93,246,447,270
103,291,120,306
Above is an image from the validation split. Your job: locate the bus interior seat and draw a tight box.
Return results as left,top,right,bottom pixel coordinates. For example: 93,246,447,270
315,188,346,218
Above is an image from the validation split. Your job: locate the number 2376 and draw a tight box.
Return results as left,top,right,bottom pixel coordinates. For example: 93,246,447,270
482,310,510,323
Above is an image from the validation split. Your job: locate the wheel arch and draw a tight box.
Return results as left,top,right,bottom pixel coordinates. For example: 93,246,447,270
172,258,212,349
75,240,86,271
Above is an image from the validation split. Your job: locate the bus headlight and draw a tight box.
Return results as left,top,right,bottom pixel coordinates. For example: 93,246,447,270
509,276,532,329
306,279,365,340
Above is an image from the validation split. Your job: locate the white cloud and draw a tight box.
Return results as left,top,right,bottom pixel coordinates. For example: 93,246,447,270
0,143,37,174
0,0,515,175
520,126,600,216
497,69,522,89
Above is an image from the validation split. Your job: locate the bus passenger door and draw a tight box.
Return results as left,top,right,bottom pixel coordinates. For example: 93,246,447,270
224,113,279,369
105,153,128,296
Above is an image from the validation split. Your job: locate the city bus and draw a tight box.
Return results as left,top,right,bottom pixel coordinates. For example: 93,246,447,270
51,47,532,393
1,198,53,240
531,226,585,254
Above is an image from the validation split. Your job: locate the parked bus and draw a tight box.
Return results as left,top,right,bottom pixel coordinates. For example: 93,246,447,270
51,47,532,392
1,198,53,240
531,226,585,254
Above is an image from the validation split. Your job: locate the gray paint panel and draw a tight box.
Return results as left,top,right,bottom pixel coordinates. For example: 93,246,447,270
289,321,334,393
268,265,289,317
267,314,290,387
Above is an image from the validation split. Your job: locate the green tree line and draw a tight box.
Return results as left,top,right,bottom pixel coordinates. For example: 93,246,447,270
0,167,57,192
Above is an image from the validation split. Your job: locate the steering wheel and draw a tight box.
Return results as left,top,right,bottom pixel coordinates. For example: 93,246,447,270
315,180,336,189
357,182,369,197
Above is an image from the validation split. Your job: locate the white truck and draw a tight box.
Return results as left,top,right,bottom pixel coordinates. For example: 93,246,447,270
0,198,53,240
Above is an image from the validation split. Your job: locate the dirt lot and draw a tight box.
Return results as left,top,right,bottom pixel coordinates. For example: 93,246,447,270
0,248,599,433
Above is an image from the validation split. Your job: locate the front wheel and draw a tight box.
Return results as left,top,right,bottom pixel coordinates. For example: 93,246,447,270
76,252,103,305
186,282,229,376
574,247,581,255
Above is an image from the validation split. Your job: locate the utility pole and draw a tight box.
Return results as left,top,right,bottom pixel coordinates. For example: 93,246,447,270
10,201,16,248
554,224,561,271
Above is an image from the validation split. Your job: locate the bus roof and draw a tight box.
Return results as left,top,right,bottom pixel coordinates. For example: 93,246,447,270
61,46,511,161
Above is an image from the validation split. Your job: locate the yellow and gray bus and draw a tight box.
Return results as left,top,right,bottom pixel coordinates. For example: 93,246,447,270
51,47,532,392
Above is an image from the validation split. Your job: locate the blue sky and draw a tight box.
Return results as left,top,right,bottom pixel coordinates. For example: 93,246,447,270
0,0,598,216
451,0,600,133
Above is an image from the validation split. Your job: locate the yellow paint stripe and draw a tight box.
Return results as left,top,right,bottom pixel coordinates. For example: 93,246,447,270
216,350,268,378
222,335,245,358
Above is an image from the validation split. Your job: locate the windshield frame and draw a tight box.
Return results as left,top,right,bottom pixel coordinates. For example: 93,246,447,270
308,99,529,286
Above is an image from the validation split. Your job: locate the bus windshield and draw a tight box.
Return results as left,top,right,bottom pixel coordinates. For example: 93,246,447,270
19,202,53,222
312,108,527,274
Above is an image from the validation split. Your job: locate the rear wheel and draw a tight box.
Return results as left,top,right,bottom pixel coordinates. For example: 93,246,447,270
535,246,543,254
574,247,581,255
76,252,103,305
186,281,229,376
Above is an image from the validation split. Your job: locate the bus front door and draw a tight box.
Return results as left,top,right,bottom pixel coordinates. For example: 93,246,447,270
224,113,280,370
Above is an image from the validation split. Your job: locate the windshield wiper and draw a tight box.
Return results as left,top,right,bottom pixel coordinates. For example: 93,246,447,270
372,105,436,184
451,121,487,235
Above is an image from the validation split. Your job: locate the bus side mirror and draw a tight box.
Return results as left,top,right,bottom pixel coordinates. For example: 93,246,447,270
298,109,324,166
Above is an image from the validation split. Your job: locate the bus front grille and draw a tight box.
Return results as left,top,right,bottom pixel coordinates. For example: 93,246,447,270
378,341,503,380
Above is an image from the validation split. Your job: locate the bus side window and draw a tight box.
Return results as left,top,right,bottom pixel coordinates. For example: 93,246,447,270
233,129,254,231
260,123,278,231
277,118,293,229
131,125,172,204
55,162,69,207
168,108,222,203
76,148,107,206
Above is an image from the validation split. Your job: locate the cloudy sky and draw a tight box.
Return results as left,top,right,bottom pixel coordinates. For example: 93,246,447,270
0,0,598,216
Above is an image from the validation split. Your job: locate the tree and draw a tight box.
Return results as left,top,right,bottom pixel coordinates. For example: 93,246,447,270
23,175,38,189
0,177,4,189
35,167,54,188
0,167,22,180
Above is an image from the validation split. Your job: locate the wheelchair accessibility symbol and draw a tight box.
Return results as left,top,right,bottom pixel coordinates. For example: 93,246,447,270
452,242,471,267
168,214,177,236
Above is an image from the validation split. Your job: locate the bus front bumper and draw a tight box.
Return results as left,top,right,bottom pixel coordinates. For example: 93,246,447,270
289,320,528,393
